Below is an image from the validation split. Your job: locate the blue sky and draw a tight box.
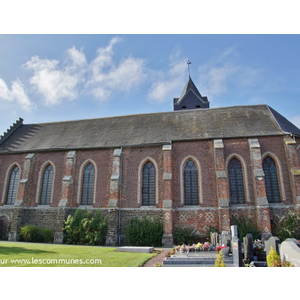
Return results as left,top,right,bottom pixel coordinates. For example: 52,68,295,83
1,34,300,136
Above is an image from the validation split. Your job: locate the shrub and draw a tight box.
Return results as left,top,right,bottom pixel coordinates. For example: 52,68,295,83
19,225,54,243
272,210,300,241
41,228,54,243
64,209,108,246
19,225,43,242
215,252,226,267
230,215,261,240
267,246,293,267
125,215,163,247
173,225,198,245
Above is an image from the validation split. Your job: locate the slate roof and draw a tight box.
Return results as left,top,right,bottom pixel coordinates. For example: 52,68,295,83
174,75,209,105
0,105,299,153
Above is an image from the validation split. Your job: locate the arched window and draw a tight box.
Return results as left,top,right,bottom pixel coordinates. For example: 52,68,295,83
142,161,155,206
40,165,53,205
6,166,20,205
263,156,281,203
184,160,199,205
228,158,245,204
81,163,95,205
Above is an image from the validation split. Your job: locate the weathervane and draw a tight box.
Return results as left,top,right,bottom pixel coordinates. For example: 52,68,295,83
187,60,191,76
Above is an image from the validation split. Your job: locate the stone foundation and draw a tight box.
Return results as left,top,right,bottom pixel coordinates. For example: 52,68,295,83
0,204,298,246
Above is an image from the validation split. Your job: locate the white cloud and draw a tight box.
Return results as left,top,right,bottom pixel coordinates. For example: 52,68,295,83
24,37,146,104
66,46,87,68
24,47,87,106
86,37,146,101
202,64,239,95
0,78,10,100
148,60,187,103
0,78,32,111
198,47,263,98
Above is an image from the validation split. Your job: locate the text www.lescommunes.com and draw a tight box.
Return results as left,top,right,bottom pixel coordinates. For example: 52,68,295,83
0,257,102,265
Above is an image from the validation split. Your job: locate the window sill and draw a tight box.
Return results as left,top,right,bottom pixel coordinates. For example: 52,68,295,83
139,206,158,209
79,205,93,208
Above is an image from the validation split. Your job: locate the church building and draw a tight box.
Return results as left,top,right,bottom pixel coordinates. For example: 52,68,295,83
1,74,300,245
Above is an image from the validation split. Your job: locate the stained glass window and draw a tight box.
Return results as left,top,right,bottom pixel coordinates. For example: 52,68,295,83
142,161,155,206
228,158,245,204
81,163,95,205
263,156,281,203
184,160,199,205
6,166,19,205
40,165,53,205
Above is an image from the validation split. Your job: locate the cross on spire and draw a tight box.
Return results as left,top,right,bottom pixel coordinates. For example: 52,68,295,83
187,60,191,76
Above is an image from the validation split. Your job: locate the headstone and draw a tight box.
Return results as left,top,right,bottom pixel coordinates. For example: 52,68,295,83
243,234,254,264
211,232,219,246
261,232,272,242
232,236,243,267
221,231,231,245
231,225,238,239
264,236,280,255
221,246,230,257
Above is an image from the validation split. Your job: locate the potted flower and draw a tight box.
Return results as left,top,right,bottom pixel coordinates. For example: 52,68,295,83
253,239,266,261
176,244,188,254
187,245,195,252
195,242,203,251
203,242,210,251
216,245,228,255
216,245,223,254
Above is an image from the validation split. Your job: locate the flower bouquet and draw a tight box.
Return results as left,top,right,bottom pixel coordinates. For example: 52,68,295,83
187,245,195,252
194,242,203,251
203,242,210,251
253,239,264,255
175,244,188,254
216,245,228,254
253,239,266,261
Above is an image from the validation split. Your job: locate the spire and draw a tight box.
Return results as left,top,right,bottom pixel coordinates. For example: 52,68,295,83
173,64,209,111
187,60,191,77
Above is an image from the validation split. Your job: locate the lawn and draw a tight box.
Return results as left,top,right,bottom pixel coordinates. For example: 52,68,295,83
0,241,156,267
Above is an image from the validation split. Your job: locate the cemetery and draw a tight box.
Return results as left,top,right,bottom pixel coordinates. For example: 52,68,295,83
162,225,300,267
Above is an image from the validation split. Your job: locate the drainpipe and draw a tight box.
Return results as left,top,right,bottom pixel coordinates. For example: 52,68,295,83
118,147,123,246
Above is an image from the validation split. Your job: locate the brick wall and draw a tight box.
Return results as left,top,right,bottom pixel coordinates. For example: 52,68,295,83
121,146,163,208
72,149,112,207
172,140,218,208
0,134,300,245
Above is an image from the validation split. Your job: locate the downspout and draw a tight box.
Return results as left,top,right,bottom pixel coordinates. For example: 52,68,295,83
118,147,123,246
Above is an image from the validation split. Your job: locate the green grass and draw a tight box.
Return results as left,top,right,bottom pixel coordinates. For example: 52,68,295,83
0,241,156,267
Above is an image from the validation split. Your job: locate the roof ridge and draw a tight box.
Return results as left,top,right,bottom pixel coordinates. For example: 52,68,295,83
21,104,270,127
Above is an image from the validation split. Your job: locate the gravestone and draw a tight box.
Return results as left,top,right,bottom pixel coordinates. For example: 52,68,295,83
232,236,243,267
264,236,280,255
231,225,243,267
231,225,238,239
211,232,219,246
243,234,254,264
221,231,231,251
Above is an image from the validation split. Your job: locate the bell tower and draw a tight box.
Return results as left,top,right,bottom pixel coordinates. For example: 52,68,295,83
173,61,209,111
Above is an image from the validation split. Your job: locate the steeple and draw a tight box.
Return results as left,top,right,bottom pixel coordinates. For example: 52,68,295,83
173,62,209,111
